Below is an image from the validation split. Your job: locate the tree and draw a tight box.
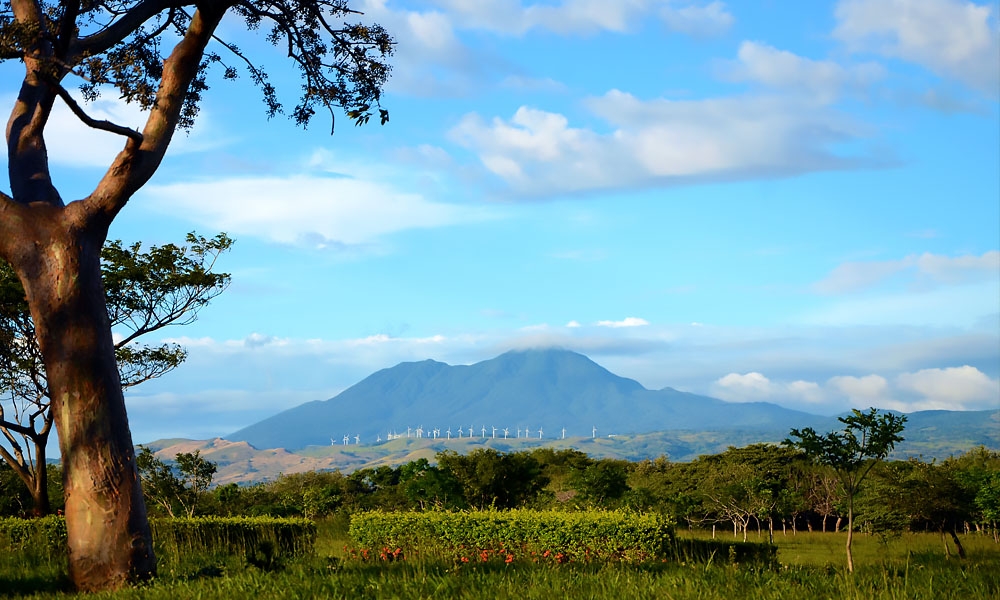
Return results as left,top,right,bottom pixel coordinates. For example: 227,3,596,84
0,1,391,590
0,232,231,516
570,459,630,506
785,408,906,573
437,449,549,509
136,446,217,517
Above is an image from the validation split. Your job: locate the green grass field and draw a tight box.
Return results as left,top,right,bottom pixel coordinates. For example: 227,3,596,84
3,521,998,599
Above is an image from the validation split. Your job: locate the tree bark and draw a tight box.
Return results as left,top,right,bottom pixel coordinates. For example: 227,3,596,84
8,216,154,590
846,498,854,573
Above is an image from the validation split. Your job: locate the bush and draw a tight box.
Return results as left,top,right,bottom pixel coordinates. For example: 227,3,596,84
0,515,315,563
349,509,674,564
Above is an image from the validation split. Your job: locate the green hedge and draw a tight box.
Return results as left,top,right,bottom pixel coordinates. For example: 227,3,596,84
0,515,66,557
0,516,315,560
349,510,675,564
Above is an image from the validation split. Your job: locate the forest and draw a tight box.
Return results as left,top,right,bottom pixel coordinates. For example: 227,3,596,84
4,442,996,546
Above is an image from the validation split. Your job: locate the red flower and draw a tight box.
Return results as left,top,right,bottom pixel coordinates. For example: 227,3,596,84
505,554,514,564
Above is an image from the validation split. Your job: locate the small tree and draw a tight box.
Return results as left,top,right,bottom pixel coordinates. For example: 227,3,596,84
0,233,231,515
136,446,217,517
785,408,906,572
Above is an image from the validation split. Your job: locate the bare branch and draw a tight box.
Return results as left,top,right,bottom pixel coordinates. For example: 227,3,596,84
46,76,144,143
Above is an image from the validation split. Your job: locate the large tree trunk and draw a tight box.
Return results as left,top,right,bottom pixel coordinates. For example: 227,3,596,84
12,224,155,590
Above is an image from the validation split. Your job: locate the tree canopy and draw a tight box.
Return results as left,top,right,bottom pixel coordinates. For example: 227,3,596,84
0,232,231,515
786,408,907,572
1,1,392,589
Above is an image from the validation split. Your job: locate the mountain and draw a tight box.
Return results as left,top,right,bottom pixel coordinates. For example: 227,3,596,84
159,408,998,484
226,348,830,451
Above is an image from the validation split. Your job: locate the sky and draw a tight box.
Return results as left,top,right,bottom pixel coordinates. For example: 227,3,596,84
2,0,999,444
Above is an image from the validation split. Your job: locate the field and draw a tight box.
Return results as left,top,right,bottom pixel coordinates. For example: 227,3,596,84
2,516,998,600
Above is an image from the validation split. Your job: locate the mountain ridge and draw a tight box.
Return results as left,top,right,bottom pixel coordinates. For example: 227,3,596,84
227,348,829,450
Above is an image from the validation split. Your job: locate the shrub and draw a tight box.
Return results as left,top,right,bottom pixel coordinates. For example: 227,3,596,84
349,509,674,564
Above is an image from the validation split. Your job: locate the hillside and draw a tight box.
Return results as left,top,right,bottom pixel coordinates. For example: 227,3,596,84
226,348,828,451
152,408,999,484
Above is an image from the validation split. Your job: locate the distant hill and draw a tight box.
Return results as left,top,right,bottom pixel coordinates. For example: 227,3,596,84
154,408,998,484
226,348,833,451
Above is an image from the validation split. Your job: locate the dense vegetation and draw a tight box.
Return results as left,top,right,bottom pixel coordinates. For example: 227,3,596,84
4,443,996,547
2,441,998,598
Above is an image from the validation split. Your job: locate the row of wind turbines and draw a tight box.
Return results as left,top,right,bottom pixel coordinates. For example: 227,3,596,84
331,425,612,446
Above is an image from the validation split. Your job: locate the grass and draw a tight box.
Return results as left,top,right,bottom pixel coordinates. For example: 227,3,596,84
677,526,999,569
2,523,998,599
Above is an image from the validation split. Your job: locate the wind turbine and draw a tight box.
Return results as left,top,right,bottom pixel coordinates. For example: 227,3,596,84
503,427,509,439
446,428,452,440
354,434,360,445
492,426,497,439
538,427,543,439
592,425,597,439
458,426,464,438
562,427,566,440
481,425,487,438
330,437,336,446
343,434,350,445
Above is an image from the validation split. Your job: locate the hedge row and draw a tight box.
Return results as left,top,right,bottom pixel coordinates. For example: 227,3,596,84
0,516,316,559
349,510,676,564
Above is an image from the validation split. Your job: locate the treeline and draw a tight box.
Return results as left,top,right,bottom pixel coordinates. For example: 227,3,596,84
2,445,997,542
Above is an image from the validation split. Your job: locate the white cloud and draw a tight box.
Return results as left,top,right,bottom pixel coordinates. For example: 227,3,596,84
727,41,885,102
896,365,1000,410
712,372,827,404
0,91,223,170
431,1,732,36
596,317,650,328
814,251,1000,294
827,374,890,405
566,320,582,328
661,1,734,36
451,90,866,196
358,1,730,95
141,173,489,249
712,366,999,412
713,371,773,399
834,0,1000,94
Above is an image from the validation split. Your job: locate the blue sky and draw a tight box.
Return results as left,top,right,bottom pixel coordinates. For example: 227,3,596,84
3,0,999,443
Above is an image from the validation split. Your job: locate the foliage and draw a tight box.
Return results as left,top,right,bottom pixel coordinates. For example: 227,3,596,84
137,447,218,517
437,449,549,509
0,233,231,515
569,459,630,506
151,516,316,559
785,408,907,572
349,509,676,564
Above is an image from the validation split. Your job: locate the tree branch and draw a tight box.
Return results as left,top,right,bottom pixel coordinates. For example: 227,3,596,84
45,76,144,143
84,0,231,226
70,0,182,60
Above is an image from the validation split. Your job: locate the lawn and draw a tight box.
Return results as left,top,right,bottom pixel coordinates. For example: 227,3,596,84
2,520,997,599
